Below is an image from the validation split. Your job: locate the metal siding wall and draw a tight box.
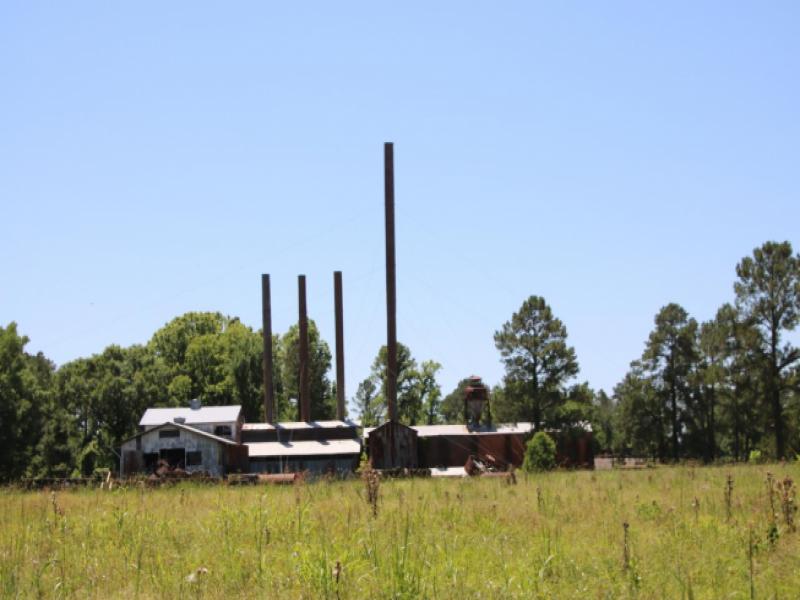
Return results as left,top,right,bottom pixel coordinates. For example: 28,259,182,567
248,455,359,474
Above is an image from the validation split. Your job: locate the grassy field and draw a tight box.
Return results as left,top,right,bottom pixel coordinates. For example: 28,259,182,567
0,464,798,599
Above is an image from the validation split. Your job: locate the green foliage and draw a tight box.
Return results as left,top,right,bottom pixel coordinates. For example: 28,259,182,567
417,360,443,425
150,311,227,368
440,378,472,424
354,377,381,427
0,323,52,481
734,241,800,459
523,431,557,472
278,320,335,421
2,465,799,597
642,303,698,461
493,296,579,429
152,314,266,421
2,239,799,482
357,343,442,426
592,389,615,452
0,311,346,479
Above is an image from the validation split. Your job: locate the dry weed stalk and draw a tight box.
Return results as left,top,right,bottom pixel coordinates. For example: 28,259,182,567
507,466,517,485
766,472,777,519
622,521,630,570
50,491,64,518
747,527,755,600
725,475,733,522
778,476,796,532
363,467,380,517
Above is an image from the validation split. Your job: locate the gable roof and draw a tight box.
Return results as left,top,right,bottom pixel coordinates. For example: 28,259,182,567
124,421,240,446
139,405,242,427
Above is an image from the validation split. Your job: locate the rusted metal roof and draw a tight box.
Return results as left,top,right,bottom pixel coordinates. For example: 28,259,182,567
364,422,535,438
242,420,358,431
246,439,361,458
139,405,242,427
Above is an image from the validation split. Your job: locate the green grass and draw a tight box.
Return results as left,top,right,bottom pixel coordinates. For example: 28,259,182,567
1,464,798,598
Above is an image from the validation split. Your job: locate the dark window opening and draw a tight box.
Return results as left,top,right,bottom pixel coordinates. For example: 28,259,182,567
186,451,202,466
214,425,232,437
159,429,180,439
144,452,159,470
159,448,185,468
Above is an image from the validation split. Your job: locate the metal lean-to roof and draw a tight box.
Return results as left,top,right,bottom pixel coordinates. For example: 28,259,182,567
139,405,242,427
246,439,361,458
364,423,535,438
242,420,359,431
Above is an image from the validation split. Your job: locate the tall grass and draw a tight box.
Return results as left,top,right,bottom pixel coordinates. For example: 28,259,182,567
1,464,798,598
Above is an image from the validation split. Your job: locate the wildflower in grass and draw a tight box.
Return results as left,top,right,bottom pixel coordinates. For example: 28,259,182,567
332,560,342,584
185,567,208,583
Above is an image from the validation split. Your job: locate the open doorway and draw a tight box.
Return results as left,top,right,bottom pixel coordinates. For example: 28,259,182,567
159,448,185,468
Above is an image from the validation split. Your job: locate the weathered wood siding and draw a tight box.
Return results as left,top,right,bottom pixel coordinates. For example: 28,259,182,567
367,421,418,469
120,427,226,477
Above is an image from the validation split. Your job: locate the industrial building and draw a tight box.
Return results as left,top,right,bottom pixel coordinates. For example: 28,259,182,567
119,143,591,479
242,420,361,473
119,404,249,477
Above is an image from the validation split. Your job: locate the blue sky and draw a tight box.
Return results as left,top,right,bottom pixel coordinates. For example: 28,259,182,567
2,2,799,411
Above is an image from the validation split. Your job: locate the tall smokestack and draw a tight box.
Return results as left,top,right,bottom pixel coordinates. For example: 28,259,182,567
334,271,345,420
298,274,311,422
261,274,275,423
384,142,398,422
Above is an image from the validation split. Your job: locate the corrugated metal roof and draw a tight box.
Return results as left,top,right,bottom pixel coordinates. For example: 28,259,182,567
364,422,535,437
242,420,358,431
246,439,361,458
123,421,240,446
139,405,241,426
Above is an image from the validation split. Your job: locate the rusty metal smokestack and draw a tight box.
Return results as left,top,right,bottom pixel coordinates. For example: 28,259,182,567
384,142,398,422
261,274,275,423
334,271,345,420
298,274,311,422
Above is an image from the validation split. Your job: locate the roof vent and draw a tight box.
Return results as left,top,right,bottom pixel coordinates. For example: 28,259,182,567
174,416,186,424
189,398,201,410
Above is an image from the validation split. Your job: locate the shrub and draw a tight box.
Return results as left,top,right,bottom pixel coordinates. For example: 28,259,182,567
523,432,556,472
748,450,762,464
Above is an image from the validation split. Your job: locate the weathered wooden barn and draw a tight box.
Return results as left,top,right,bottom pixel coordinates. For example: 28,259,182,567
120,421,249,477
365,421,419,469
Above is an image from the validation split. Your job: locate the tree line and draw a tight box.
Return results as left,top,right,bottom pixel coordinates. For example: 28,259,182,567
1,240,798,480
0,313,339,480
475,240,799,462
